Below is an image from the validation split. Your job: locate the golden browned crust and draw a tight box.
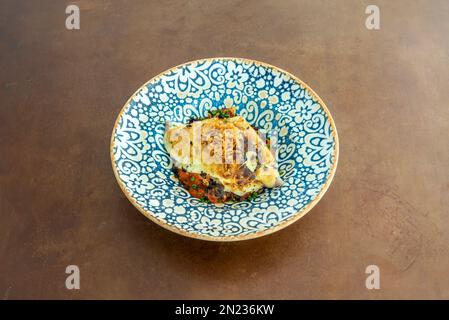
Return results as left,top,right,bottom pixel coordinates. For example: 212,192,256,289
165,108,283,201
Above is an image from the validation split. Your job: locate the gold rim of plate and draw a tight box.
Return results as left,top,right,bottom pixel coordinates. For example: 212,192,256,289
110,57,340,241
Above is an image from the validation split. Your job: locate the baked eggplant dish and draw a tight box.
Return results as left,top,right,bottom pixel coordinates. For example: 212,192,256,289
164,107,283,203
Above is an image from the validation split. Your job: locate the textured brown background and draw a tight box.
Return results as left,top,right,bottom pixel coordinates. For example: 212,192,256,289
1,0,449,299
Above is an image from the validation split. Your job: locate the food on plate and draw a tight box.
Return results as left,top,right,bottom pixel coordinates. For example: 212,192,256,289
164,107,283,203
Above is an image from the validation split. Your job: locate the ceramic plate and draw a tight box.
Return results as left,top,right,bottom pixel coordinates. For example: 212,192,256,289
111,57,339,241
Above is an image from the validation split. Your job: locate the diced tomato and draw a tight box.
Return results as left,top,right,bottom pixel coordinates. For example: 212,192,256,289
189,187,205,199
178,171,198,186
207,194,220,204
178,171,190,184
188,174,201,186
176,168,239,203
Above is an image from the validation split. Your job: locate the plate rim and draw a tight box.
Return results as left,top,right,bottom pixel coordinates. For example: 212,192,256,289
110,57,340,241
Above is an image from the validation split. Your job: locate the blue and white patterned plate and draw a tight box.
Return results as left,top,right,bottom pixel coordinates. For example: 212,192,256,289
111,57,339,241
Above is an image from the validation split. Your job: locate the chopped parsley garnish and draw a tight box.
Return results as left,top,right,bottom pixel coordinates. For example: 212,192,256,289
209,108,234,119
248,192,259,201
199,196,210,203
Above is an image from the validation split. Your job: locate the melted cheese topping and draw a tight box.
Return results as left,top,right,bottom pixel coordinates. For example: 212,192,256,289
164,115,283,196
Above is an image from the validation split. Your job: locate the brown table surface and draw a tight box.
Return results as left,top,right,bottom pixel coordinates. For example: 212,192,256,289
1,0,449,299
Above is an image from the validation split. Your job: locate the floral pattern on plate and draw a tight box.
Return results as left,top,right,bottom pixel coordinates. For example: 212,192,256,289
111,58,338,241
